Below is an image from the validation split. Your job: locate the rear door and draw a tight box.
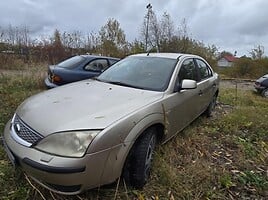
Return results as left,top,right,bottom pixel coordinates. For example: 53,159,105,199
194,59,215,114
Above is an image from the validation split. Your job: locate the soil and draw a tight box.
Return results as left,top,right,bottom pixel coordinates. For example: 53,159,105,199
220,79,255,91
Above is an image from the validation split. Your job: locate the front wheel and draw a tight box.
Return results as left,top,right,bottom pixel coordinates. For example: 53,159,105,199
261,88,268,98
123,128,157,189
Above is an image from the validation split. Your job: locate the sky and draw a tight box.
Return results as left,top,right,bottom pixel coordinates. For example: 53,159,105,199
0,0,267,57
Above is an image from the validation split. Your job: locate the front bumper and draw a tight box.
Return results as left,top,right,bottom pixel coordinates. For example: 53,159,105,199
3,120,122,195
254,82,266,93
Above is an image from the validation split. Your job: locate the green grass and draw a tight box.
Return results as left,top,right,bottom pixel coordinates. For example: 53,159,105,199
0,75,267,199
0,71,45,200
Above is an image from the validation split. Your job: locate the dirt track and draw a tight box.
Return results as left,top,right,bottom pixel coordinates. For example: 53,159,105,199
220,79,255,91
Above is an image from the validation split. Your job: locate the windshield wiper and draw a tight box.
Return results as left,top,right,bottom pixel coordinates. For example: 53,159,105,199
105,81,145,89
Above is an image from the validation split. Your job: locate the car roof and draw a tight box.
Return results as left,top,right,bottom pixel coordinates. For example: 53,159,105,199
80,55,120,60
130,52,202,60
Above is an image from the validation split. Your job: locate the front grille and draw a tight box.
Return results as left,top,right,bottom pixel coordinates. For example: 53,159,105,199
13,115,44,145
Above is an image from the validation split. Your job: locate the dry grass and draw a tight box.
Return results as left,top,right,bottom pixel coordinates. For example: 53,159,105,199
0,75,267,200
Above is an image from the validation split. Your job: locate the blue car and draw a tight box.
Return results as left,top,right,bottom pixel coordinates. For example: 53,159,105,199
254,74,268,97
45,55,120,88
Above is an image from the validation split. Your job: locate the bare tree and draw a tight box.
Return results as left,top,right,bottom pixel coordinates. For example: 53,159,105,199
177,18,191,52
48,29,66,63
0,25,30,47
0,26,5,43
7,24,16,45
99,18,127,57
20,25,30,46
141,8,161,52
249,45,264,60
141,10,176,52
160,12,174,42
85,32,100,53
62,31,84,49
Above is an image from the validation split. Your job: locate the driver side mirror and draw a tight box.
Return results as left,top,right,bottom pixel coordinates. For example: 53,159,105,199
181,79,197,89
174,79,197,92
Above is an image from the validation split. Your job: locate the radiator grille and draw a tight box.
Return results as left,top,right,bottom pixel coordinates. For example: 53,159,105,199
13,115,44,145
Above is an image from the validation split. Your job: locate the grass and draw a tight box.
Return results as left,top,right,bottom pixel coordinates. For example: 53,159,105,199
0,73,268,199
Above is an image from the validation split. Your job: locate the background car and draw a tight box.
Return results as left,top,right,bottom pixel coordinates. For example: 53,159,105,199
44,55,119,88
4,53,219,194
254,74,268,97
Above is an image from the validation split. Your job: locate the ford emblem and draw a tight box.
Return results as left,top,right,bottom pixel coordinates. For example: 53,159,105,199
15,124,21,132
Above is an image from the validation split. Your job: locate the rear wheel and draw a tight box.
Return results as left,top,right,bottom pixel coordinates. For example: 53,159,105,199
205,94,217,117
261,88,268,98
123,128,157,189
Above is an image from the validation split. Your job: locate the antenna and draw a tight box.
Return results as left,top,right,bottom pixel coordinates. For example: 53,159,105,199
145,3,152,52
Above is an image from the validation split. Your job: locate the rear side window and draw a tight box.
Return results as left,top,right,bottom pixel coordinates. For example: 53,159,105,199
178,59,198,82
58,56,85,69
84,59,109,72
196,59,212,80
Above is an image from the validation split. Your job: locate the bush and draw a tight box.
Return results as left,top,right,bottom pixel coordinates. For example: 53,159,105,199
220,57,268,79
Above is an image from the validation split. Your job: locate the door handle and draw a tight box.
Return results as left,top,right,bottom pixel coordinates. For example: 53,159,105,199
198,90,203,96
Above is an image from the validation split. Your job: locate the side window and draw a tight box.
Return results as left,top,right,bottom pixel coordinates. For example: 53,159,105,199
178,59,198,82
84,59,109,72
196,59,212,80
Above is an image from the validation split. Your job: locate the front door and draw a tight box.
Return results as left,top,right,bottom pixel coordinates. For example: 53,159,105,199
163,58,201,139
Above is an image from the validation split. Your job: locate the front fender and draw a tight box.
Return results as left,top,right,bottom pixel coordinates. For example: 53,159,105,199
124,113,164,143
99,113,164,184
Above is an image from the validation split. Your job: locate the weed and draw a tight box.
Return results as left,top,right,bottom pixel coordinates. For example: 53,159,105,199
0,75,268,199
236,137,258,159
237,171,268,190
219,173,233,189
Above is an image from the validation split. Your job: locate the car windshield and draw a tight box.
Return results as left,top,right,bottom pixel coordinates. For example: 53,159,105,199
98,56,177,91
58,56,86,68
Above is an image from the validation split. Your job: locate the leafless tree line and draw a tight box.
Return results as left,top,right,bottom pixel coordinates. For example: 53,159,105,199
0,25,30,46
0,10,219,65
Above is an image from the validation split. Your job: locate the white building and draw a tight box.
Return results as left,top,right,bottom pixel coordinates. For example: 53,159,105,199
217,55,237,67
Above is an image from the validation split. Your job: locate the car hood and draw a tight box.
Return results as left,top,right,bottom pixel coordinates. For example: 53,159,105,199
16,80,163,136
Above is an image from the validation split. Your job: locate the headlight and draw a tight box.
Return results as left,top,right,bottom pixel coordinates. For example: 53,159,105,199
35,130,100,158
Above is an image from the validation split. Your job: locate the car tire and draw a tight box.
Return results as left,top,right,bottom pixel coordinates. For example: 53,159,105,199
123,128,157,189
205,94,217,117
261,88,268,98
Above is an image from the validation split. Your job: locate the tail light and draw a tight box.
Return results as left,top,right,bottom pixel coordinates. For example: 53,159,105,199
52,75,62,83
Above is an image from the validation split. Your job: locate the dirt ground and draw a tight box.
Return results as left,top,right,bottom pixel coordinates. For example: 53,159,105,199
220,79,255,91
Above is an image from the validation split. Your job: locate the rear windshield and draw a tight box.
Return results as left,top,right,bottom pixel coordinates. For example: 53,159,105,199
58,56,86,69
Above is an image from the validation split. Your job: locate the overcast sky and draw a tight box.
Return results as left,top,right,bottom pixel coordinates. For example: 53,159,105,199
0,0,267,56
